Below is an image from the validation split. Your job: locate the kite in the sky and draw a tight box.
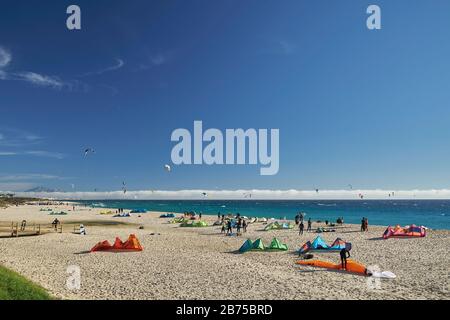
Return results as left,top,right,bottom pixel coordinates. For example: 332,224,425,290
122,182,127,194
164,164,171,172
84,148,95,156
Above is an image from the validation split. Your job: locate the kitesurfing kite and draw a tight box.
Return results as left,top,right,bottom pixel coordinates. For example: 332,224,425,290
164,164,171,172
84,148,95,156
122,181,127,194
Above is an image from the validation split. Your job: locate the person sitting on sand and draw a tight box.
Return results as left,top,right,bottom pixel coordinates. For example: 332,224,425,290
299,221,304,235
340,247,351,270
307,218,312,232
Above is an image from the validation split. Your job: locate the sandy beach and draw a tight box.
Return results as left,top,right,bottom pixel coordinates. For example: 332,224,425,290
0,202,449,300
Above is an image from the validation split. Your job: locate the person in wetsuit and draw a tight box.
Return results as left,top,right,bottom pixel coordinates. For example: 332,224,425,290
340,247,351,270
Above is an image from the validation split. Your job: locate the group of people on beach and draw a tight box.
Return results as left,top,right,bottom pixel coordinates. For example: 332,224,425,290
295,212,312,235
361,217,369,231
219,213,247,236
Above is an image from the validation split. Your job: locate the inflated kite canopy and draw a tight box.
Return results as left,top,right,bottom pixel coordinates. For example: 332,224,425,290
382,224,426,239
298,236,351,254
90,234,143,252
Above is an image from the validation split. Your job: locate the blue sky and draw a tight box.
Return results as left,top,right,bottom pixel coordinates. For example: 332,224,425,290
1,0,450,193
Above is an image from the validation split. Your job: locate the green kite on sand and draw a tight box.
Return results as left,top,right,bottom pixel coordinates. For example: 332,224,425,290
239,237,288,253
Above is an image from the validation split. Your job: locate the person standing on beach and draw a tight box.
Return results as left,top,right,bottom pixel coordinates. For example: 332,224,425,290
217,212,220,220
227,220,232,235
295,214,300,225
307,218,312,232
236,218,242,235
242,220,247,233
340,247,351,270
221,222,226,234
364,218,369,231
299,221,304,235
199,212,202,220
361,217,365,232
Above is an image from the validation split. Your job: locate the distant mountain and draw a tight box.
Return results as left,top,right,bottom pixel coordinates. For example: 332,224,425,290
24,186,58,193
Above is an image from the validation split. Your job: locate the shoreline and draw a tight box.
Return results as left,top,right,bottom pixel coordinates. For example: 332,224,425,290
70,200,450,231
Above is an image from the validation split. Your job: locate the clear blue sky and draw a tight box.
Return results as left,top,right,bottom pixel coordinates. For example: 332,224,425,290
1,0,450,192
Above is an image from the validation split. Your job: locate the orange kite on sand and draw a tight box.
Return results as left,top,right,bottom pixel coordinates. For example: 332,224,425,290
296,259,369,276
90,234,143,252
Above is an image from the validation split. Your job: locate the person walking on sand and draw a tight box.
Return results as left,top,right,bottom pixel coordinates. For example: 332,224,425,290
299,221,304,235
307,218,312,232
340,247,351,270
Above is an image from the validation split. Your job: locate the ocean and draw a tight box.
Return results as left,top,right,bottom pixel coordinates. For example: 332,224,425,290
76,199,450,230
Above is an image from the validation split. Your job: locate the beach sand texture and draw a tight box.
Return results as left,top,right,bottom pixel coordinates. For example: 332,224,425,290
0,203,449,300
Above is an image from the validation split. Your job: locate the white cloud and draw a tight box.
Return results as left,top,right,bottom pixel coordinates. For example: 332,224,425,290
0,182,35,192
13,72,64,89
0,152,17,156
0,46,79,90
0,128,43,147
13,188,450,200
24,151,66,159
137,53,171,71
0,174,62,181
0,47,11,68
150,54,167,66
80,58,124,77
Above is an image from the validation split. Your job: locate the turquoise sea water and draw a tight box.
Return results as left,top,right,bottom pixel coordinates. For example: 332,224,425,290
76,200,450,230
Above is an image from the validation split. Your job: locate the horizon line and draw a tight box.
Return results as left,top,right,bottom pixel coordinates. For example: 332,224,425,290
9,188,450,200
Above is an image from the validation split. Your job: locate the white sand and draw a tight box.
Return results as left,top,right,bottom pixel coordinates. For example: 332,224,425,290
0,203,449,300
